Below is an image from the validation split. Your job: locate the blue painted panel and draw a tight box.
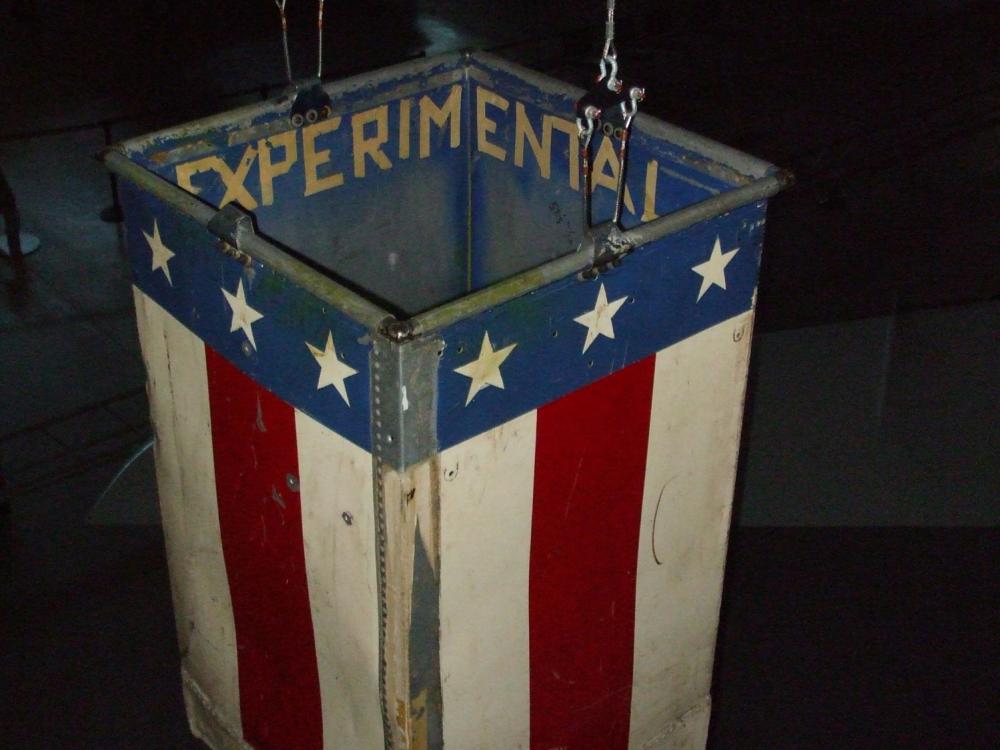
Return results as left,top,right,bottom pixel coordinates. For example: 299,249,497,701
121,181,373,452
436,201,766,451
466,58,736,292
130,66,470,316
118,53,775,457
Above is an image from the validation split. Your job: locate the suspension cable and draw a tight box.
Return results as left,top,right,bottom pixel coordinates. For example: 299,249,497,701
575,0,647,263
274,0,293,83
603,0,616,59
317,0,325,79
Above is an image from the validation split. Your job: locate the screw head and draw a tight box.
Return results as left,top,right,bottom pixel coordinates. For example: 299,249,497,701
341,511,354,526
381,318,414,342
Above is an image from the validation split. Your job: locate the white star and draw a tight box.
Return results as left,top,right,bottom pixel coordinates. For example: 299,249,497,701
222,279,264,350
454,332,517,406
306,331,357,406
691,236,739,302
573,283,628,353
142,219,175,285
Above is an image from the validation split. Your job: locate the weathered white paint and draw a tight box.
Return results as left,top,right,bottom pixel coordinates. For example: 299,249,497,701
295,411,384,750
638,696,712,750
182,669,254,750
136,284,753,750
438,411,536,750
379,462,417,749
133,287,243,740
628,311,754,747
434,313,753,750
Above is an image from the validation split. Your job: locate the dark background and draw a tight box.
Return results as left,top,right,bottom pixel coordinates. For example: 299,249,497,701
2,1,997,748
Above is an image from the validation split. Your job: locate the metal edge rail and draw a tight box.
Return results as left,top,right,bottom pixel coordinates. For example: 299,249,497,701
102,149,392,332
620,169,793,247
410,169,793,335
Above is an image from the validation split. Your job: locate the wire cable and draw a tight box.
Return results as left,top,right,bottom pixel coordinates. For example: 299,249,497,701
274,0,293,83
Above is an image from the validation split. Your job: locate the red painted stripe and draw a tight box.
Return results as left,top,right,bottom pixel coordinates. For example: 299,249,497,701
205,347,323,750
529,356,657,749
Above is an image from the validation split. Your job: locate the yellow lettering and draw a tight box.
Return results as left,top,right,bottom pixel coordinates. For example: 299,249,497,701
175,149,259,210
303,117,344,197
592,136,635,214
550,116,579,190
476,87,509,161
641,159,659,221
419,84,462,158
257,131,298,206
175,157,212,196
352,105,393,178
399,98,412,159
220,146,259,209
514,103,551,179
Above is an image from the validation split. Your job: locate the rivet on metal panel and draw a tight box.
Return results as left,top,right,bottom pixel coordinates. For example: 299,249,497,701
240,340,253,357
285,473,299,492
341,511,354,526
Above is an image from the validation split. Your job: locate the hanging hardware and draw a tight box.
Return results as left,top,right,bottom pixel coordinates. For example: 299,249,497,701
575,0,646,275
271,1,334,127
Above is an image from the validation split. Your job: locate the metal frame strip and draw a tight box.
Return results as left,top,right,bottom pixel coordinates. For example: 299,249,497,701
410,169,790,335
103,149,391,330
106,52,791,339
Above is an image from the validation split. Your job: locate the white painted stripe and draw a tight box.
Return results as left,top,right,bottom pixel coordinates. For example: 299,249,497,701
628,311,755,748
295,410,385,750
133,287,243,738
439,411,537,750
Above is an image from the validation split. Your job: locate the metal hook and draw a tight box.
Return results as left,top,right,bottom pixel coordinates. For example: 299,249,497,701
599,54,622,93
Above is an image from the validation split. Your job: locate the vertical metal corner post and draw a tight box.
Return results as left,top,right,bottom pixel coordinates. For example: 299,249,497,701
370,329,444,750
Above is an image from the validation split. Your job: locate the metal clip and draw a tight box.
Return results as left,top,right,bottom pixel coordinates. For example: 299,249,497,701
208,204,255,266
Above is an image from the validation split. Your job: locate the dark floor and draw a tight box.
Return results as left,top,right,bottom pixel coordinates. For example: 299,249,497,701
710,527,999,749
1,0,997,747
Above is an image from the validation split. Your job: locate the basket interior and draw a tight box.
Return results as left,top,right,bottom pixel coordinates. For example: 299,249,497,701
124,56,742,317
